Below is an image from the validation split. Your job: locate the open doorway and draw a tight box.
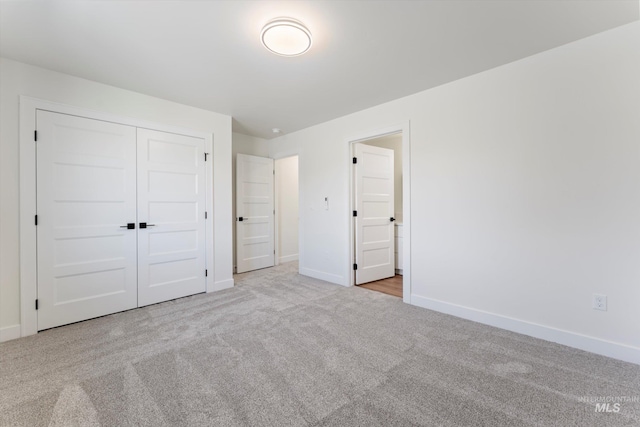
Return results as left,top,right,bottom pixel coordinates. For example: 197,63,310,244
275,156,299,266
354,135,403,297
348,123,410,303
234,153,299,273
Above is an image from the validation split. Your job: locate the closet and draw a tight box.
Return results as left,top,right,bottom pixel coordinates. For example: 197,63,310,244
36,110,208,330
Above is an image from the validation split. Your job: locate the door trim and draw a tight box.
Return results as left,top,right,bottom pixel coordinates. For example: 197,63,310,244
19,96,214,337
346,122,411,304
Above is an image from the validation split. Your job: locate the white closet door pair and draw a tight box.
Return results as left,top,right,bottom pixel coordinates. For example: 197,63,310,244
36,110,207,330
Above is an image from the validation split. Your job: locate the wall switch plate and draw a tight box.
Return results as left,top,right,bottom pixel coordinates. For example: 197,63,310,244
593,294,607,311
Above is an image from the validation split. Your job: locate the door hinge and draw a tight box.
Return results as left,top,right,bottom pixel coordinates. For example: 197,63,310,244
35,299,39,310
353,210,357,217
34,130,38,142
353,157,357,164
205,269,208,277
35,215,38,226
353,263,358,270
205,211,208,219
204,153,209,161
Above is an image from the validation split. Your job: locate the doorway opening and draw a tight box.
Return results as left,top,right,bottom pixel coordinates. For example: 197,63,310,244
275,155,299,266
359,275,403,298
234,153,299,274
348,123,410,303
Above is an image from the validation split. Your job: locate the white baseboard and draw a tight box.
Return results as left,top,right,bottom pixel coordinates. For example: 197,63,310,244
411,295,640,366
279,254,298,264
209,278,234,293
0,324,21,343
300,267,344,286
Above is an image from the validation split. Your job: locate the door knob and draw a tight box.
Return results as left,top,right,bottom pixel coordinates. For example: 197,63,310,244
390,217,396,222
120,223,135,229
139,222,155,229
238,217,244,222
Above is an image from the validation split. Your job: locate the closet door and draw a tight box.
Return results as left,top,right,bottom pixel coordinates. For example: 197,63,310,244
136,129,207,306
36,111,138,330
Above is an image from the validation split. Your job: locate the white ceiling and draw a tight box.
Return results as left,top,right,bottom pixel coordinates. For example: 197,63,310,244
1,1,637,139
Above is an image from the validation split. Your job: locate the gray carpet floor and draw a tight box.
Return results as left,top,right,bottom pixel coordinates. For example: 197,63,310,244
1,261,639,426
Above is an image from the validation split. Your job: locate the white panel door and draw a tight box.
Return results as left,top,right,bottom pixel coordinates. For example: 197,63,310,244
36,111,138,330
355,143,395,285
137,129,207,306
236,154,274,273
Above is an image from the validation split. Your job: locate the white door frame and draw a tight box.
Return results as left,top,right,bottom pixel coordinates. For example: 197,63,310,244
19,96,214,337
346,122,411,304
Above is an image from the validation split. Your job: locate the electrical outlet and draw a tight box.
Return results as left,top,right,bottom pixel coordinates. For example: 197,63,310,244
593,294,607,311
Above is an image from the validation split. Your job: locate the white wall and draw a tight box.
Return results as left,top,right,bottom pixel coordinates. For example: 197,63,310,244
231,133,269,270
0,58,234,339
269,22,640,363
233,133,270,159
275,156,299,263
363,134,403,221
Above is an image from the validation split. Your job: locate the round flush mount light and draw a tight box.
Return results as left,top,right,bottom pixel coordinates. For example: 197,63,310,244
261,18,312,57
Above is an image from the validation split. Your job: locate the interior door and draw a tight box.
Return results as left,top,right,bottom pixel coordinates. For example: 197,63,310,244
36,110,138,330
236,154,274,273
354,143,395,284
136,129,207,306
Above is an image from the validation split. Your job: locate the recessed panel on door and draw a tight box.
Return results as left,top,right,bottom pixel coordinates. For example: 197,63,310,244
137,129,207,306
36,111,138,330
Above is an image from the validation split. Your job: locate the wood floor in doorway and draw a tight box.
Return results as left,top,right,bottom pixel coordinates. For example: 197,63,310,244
358,275,402,298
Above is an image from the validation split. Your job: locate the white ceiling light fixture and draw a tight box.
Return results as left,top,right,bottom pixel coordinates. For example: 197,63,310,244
261,18,312,57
